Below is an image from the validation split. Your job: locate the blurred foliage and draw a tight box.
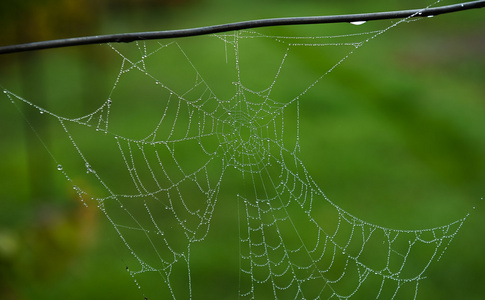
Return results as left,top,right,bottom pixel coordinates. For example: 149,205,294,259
0,195,98,300
0,0,100,45
0,0,484,299
0,0,193,47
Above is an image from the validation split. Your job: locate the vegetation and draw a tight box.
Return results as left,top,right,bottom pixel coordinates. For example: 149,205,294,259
0,1,484,299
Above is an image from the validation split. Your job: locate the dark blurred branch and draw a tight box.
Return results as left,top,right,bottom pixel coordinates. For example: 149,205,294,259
0,0,484,54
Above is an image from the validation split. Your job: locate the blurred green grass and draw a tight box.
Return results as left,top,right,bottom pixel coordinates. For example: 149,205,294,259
1,0,484,299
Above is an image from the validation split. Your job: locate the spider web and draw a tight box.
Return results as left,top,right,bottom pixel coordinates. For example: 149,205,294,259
1,3,473,299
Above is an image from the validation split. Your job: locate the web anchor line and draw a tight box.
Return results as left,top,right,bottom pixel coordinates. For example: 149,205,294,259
1,0,481,298
0,0,484,54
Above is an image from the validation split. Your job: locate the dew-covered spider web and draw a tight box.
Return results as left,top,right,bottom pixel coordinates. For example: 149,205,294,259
2,2,477,299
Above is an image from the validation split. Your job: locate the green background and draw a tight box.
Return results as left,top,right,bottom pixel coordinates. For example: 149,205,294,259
0,0,484,299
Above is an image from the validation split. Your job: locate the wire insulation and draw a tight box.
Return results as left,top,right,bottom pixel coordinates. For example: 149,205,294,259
0,0,484,54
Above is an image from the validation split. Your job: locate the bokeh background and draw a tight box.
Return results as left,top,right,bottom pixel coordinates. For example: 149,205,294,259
0,0,484,299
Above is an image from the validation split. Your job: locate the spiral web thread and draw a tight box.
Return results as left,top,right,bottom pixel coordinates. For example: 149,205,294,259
2,2,469,299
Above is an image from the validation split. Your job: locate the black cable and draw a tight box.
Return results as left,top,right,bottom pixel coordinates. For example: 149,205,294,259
0,0,484,55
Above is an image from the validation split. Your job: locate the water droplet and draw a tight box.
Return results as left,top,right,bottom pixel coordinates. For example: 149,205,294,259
350,21,366,25
57,164,63,171
40,110,44,114
427,15,434,18
3,90,7,94
107,99,112,104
